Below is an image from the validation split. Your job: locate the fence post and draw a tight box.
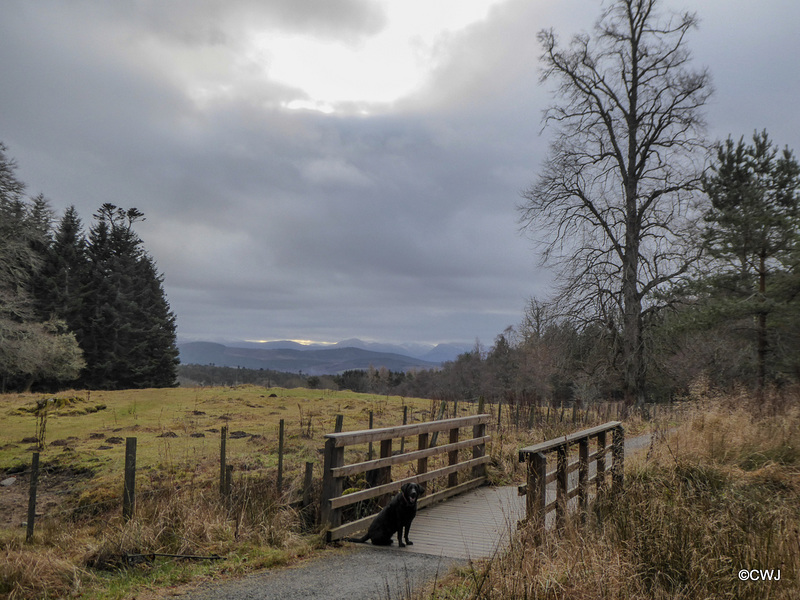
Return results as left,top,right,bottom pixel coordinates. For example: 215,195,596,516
448,427,459,488
277,419,285,493
123,437,137,522
612,425,625,494
368,411,374,460
556,443,568,529
302,461,314,508
334,414,344,433
26,452,40,542
497,400,503,430
400,405,408,453
219,426,227,498
378,438,393,505
429,401,447,446
321,437,344,531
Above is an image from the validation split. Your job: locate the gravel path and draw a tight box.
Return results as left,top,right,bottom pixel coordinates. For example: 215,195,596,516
180,546,461,600
178,429,662,600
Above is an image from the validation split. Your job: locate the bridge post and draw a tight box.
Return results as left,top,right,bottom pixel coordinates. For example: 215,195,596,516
417,432,429,494
448,428,459,488
612,425,625,494
321,437,344,531
472,420,487,479
578,438,589,521
378,439,392,506
596,430,607,491
525,452,547,533
556,444,568,529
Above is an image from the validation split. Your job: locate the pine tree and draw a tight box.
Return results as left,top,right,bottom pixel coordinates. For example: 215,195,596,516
702,131,800,389
35,206,87,326
79,204,178,388
0,145,84,391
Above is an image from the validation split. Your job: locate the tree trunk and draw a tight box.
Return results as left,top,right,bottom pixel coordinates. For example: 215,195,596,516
757,251,767,395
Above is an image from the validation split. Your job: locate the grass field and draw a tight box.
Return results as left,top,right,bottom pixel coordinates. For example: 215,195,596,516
0,386,445,599
1,386,435,474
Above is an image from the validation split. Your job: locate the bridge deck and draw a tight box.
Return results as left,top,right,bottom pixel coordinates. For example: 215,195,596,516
363,485,525,560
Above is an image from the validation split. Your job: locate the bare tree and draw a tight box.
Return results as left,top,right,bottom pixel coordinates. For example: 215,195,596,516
519,0,711,404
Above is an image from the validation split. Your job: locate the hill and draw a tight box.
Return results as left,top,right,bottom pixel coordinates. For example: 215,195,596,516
178,341,442,374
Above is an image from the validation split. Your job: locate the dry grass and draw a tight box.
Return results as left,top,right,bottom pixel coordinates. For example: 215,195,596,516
419,388,800,600
0,386,663,600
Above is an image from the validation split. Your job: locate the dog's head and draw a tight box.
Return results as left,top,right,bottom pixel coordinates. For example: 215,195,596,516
401,482,423,505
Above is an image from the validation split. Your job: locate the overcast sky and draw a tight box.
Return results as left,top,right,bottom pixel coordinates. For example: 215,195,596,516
1,0,798,347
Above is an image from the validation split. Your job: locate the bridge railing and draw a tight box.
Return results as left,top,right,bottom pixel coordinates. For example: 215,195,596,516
518,421,624,531
321,414,491,542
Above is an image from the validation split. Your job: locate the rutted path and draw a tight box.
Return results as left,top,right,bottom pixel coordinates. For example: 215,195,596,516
178,430,663,600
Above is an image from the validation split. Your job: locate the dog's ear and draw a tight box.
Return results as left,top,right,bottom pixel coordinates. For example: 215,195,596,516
401,482,410,495
415,483,423,496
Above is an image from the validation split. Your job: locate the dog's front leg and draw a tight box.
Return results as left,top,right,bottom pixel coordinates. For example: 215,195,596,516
403,523,413,546
396,526,405,547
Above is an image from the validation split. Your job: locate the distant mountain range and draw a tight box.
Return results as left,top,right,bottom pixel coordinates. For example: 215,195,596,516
178,339,472,375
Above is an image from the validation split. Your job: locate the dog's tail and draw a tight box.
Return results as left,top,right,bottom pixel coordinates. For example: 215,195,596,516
344,533,370,544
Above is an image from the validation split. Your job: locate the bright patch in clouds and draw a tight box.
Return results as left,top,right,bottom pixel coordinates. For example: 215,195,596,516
255,0,507,108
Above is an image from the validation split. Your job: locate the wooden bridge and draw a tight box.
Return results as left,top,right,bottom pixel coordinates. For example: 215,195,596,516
321,416,624,560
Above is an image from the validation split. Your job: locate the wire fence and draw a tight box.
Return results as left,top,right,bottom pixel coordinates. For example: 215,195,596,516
8,395,682,549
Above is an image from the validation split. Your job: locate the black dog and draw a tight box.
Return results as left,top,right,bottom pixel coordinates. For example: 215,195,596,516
350,482,423,547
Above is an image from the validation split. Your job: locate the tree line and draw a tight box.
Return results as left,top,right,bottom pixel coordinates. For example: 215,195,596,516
0,143,178,391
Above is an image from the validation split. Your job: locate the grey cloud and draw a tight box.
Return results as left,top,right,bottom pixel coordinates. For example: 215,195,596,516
2,0,797,345
65,0,387,46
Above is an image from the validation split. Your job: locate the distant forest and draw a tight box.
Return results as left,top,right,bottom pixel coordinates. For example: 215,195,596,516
0,143,178,392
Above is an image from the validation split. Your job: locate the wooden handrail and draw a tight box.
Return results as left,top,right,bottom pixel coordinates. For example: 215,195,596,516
324,415,489,447
331,436,490,478
518,421,622,457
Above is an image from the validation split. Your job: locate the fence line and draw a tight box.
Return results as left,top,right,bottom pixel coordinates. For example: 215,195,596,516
16,398,677,541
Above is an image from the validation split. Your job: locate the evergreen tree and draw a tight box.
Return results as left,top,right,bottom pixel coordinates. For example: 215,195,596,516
701,131,800,389
0,144,84,391
79,204,178,388
35,206,88,327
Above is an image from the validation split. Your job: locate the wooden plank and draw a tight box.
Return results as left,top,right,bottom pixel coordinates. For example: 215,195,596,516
330,436,490,478
329,456,490,509
394,486,526,560
326,415,490,447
